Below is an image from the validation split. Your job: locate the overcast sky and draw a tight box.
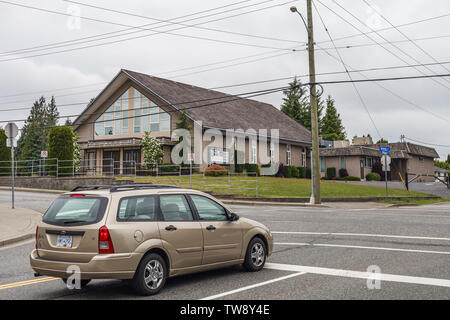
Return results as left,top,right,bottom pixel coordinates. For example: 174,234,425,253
0,0,448,159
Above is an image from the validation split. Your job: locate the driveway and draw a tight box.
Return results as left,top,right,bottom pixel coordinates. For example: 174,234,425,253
335,181,450,199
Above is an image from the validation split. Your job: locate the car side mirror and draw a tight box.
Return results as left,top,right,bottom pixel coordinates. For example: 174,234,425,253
229,212,239,221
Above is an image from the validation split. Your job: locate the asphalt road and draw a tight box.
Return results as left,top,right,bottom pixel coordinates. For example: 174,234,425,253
0,190,449,300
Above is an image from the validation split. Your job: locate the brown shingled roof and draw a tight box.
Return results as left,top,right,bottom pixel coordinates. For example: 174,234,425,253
123,69,312,144
319,146,380,157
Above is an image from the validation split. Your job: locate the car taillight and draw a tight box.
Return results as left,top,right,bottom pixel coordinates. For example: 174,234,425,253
70,194,85,197
35,226,38,249
98,226,114,254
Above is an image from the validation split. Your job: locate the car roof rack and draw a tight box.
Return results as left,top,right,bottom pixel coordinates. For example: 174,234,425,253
109,184,181,192
70,184,181,193
70,185,112,192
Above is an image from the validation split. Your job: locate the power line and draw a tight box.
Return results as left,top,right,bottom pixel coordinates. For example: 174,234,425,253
404,137,450,148
316,0,450,91
361,0,450,75
312,0,382,139
64,0,304,46
0,0,300,62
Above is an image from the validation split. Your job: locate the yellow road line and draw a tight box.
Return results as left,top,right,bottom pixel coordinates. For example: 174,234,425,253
0,277,59,290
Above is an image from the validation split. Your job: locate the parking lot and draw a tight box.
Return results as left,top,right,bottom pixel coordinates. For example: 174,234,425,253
0,190,449,300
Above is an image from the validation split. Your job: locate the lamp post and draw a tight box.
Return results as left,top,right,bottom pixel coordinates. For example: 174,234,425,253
290,3,321,204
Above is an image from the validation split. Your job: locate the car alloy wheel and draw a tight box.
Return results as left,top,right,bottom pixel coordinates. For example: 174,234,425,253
251,243,265,267
144,259,164,290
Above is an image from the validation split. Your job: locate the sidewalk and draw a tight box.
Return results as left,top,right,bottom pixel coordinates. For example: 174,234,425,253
0,204,42,247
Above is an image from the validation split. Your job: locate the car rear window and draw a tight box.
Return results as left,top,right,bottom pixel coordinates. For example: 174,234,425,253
43,196,108,226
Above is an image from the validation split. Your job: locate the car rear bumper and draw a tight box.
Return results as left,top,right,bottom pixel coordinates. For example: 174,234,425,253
30,249,143,280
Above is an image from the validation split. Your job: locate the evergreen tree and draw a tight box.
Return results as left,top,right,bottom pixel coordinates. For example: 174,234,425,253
281,77,324,131
320,96,346,141
16,96,59,162
175,109,192,131
376,138,388,144
0,129,11,175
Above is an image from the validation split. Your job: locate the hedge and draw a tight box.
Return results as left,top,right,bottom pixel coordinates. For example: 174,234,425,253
326,167,337,180
366,172,381,181
48,126,74,176
205,164,228,176
336,176,361,181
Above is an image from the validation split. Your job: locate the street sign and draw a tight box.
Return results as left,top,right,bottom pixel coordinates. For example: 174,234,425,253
5,122,19,139
6,139,17,147
379,146,390,155
188,153,195,161
381,155,391,171
41,151,48,158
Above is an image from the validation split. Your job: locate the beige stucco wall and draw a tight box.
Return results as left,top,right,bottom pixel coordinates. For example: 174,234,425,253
407,156,435,182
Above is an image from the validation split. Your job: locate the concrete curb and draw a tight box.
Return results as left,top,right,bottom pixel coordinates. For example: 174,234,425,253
0,233,34,247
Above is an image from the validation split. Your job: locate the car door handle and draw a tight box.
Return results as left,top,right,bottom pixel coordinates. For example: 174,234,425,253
165,225,177,231
206,225,216,231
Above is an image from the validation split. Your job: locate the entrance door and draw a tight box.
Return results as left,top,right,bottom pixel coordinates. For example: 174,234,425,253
123,149,141,175
103,150,120,175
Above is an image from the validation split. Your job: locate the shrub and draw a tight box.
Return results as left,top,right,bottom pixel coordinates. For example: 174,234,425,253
326,167,336,180
298,167,306,178
336,176,361,181
283,165,292,178
339,168,349,178
291,166,300,178
48,126,75,176
306,168,312,179
244,163,260,176
204,164,228,176
276,163,285,177
366,172,381,181
159,163,180,173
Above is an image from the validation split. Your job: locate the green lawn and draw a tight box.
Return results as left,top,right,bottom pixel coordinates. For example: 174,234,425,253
117,175,432,199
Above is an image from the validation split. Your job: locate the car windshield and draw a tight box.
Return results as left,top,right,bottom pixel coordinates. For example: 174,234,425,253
43,196,108,226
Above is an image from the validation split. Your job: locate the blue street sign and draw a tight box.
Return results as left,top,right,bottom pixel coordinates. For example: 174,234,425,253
379,146,390,155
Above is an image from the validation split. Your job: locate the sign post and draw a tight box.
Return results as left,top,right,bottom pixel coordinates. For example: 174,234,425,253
41,151,48,176
5,122,19,209
379,147,391,200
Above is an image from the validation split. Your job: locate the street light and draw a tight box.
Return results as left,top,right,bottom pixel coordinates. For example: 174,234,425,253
290,2,321,204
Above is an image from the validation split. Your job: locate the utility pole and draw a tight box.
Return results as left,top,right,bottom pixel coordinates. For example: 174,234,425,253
290,2,321,204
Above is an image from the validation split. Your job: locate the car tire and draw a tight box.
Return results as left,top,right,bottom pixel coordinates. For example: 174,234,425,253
243,237,266,272
132,253,167,296
61,278,91,288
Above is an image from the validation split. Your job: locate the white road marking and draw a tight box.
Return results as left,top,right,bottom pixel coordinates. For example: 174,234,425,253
200,272,306,300
265,262,450,288
272,231,450,241
275,242,450,255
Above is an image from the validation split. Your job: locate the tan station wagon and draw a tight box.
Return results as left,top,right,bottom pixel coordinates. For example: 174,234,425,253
30,184,273,295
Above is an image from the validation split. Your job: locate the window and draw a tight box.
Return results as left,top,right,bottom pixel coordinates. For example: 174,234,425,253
340,156,346,169
190,195,227,221
93,87,171,136
150,105,160,132
419,156,424,163
302,148,306,167
270,142,275,163
161,110,170,131
43,196,108,226
320,157,325,173
286,144,291,166
365,157,373,168
160,195,193,221
117,196,156,221
250,139,257,164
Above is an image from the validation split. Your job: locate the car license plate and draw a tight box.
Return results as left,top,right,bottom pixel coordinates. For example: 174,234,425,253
56,235,72,248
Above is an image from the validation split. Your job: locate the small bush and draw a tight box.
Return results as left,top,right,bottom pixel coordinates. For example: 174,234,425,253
159,163,180,173
205,164,228,176
283,165,292,178
326,167,337,180
366,172,381,181
291,166,300,178
298,167,306,178
339,168,349,178
336,176,361,181
244,163,260,176
276,163,285,177
306,168,312,179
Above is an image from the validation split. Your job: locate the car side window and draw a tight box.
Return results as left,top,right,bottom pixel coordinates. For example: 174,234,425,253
159,194,194,221
117,195,156,221
189,195,228,221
